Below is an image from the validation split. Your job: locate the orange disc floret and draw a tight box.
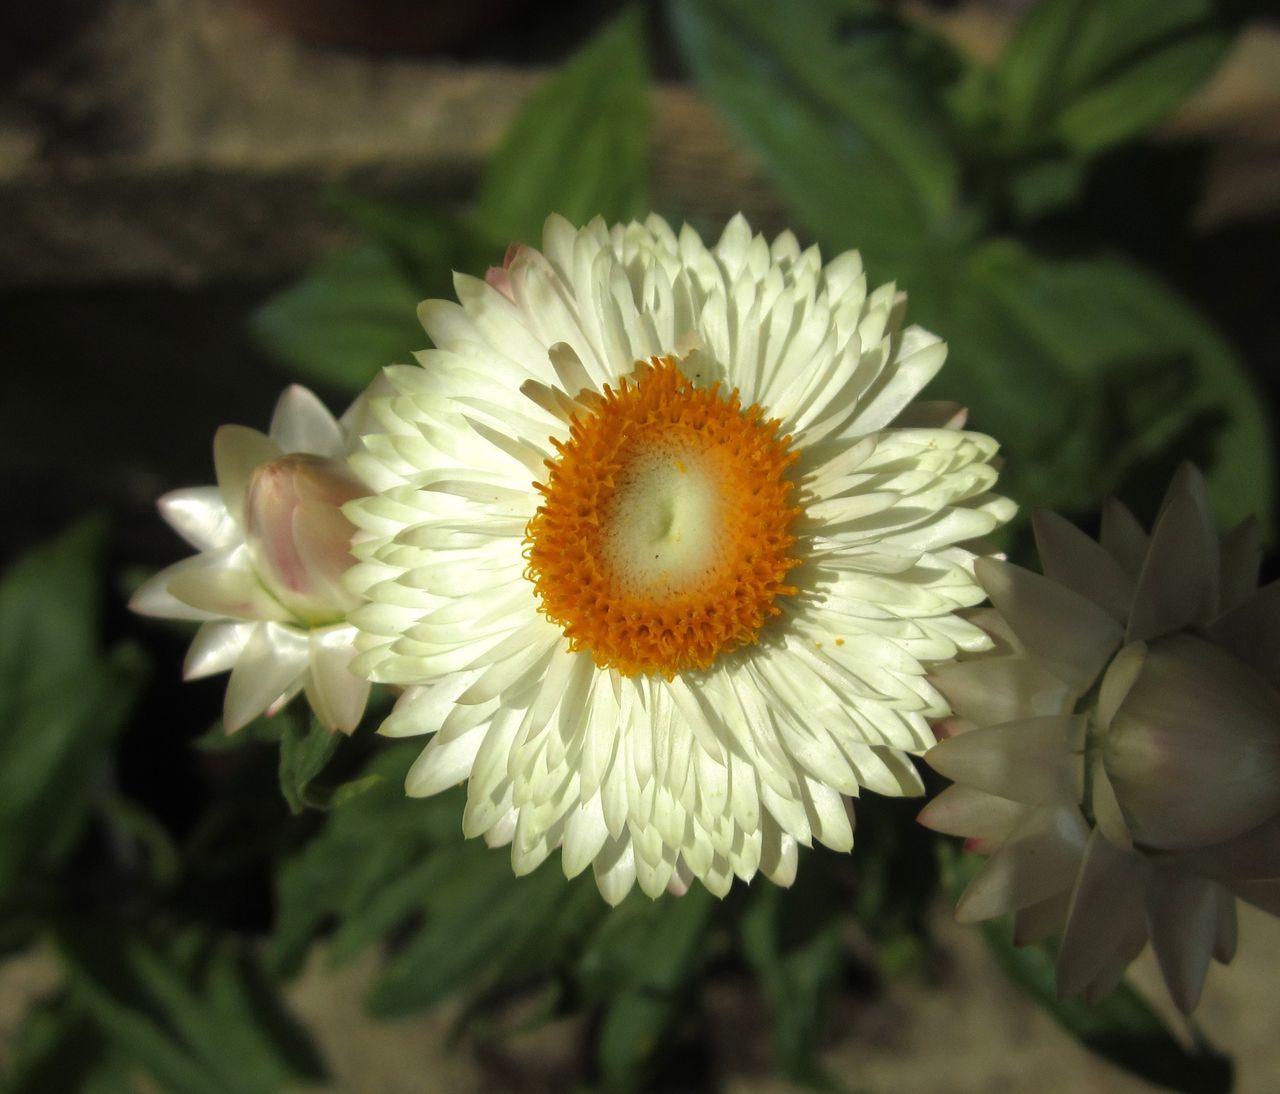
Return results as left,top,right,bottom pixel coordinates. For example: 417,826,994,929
524,355,802,677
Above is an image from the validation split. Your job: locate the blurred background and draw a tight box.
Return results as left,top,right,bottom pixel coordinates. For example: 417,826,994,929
2,1,1279,1090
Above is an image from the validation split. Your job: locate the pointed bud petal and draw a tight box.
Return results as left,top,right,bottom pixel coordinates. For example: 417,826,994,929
1126,465,1219,642
976,558,1123,690
926,715,1086,806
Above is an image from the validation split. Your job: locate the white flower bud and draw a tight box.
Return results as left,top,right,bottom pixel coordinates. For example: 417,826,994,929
243,454,366,625
1102,633,1280,850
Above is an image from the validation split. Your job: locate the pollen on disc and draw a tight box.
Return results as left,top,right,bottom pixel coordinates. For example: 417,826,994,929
524,355,802,677
601,439,724,595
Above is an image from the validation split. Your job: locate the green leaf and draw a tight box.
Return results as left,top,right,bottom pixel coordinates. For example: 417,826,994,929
740,880,842,1085
272,741,605,1016
3,993,134,1094
905,240,1273,530
477,7,649,245
940,849,1232,1093
278,713,344,814
579,888,716,1086
995,0,1229,155
57,925,326,1094
250,241,427,393
0,520,147,895
671,0,966,271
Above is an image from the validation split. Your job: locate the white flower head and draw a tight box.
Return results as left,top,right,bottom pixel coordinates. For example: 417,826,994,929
921,464,1280,1012
348,214,1014,903
132,385,377,734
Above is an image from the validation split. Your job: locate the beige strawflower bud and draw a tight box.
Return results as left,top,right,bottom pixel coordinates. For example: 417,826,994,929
921,466,1280,1013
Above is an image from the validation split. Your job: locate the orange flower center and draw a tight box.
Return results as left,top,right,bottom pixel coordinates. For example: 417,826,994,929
524,356,802,677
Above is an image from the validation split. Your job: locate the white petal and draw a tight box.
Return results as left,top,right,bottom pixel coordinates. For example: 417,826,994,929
158,488,238,551
213,425,280,525
306,626,371,733
269,385,344,457
223,622,310,731
183,620,254,679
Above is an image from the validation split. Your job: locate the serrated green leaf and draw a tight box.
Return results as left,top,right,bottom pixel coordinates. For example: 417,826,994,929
250,241,426,393
278,713,344,814
477,7,649,245
57,925,325,1094
995,0,1228,155
671,0,966,272
0,520,147,895
906,240,1273,530
940,848,1232,1093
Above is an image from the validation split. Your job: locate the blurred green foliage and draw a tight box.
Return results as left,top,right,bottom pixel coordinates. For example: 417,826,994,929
5,1,1275,1091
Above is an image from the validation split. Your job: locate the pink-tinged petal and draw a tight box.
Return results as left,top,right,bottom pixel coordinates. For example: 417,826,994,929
1104,634,1280,850
223,622,309,731
1218,516,1261,614
926,715,1086,806
305,626,371,734
1099,498,1149,578
956,806,1088,921
129,562,220,621
1056,829,1145,999
213,425,280,526
269,385,344,458
931,655,1073,726
1032,510,1133,621
1143,867,1218,1013
157,488,238,551
1126,465,1219,642
167,551,291,622
183,620,254,680
244,456,366,624
1207,579,1280,680
917,783,1029,843
976,558,1123,691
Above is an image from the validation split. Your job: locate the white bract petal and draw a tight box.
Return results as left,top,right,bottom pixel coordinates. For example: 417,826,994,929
340,214,1013,902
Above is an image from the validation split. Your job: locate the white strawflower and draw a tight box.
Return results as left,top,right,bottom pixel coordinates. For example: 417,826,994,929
921,465,1280,1012
132,385,375,733
347,214,1014,903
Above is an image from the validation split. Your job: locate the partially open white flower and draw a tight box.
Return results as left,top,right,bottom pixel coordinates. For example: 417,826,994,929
132,386,375,733
921,465,1280,1012
345,214,1014,903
